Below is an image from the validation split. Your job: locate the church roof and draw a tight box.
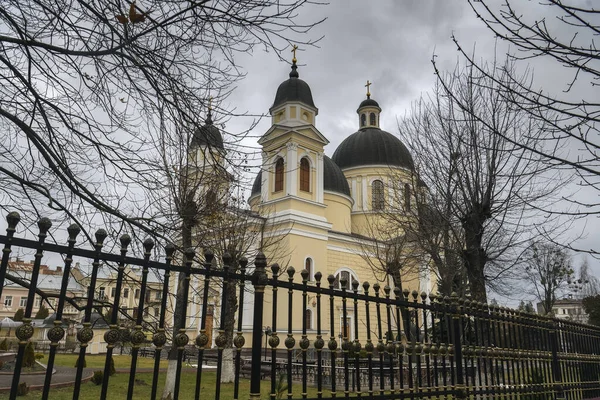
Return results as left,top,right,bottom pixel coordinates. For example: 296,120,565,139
332,127,414,170
358,98,380,110
271,63,316,110
190,111,224,150
249,155,350,198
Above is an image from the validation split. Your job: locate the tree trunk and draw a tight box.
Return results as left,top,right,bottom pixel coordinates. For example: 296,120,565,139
462,212,488,304
162,207,195,399
220,278,238,383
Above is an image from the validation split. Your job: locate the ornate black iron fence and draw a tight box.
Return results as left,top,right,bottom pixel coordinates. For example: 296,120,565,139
0,213,599,399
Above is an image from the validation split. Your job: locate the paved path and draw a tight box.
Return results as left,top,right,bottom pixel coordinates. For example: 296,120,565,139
0,366,94,392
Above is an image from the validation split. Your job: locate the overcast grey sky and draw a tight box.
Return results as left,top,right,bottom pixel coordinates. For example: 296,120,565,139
218,1,599,303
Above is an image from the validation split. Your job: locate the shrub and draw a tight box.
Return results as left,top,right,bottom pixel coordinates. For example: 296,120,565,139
91,370,103,386
34,304,49,319
35,353,44,361
17,382,28,396
75,356,86,368
0,338,8,351
23,342,35,368
13,308,24,322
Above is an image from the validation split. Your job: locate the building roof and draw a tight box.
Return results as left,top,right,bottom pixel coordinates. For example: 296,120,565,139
190,111,224,150
358,98,381,110
250,155,350,198
332,127,414,170
323,155,350,196
272,63,316,110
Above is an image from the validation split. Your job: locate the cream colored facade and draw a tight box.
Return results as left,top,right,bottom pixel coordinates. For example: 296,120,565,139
187,62,436,348
239,63,435,345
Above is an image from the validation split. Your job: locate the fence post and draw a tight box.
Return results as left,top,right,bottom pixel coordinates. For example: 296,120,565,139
249,252,268,400
550,320,565,400
450,293,466,399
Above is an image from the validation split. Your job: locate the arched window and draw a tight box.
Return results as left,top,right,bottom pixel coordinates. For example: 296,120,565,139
274,158,284,192
333,270,359,290
370,112,376,126
404,183,411,211
360,113,366,127
305,257,313,281
300,157,310,192
305,309,312,330
372,180,385,210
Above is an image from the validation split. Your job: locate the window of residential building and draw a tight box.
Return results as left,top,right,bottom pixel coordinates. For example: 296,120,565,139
135,288,140,299
300,157,310,192
305,309,312,330
4,296,12,307
20,297,27,308
156,291,162,300
123,288,129,298
99,287,105,299
154,308,159,317
274,158,284,192
34,297,41,308
111,287,116,298
372,180,384,210
144,308,149,317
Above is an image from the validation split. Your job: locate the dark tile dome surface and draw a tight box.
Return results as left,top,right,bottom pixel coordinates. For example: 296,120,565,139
332,128,414,170
272,65,316,109
190,114,224,150
250,155,350,198
358,98,380,110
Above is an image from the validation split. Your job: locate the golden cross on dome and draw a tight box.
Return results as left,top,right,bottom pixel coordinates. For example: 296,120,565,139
365,80,372,98
291,45,298,64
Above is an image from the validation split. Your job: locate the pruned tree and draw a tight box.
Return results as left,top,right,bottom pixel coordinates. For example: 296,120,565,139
447,1,600,231
582,295,600,327
522,242,573,315
398,58,568,303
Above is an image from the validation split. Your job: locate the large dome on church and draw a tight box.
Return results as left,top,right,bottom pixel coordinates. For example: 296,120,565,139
250,155,350,198
332,128,414,170
271,64,316,110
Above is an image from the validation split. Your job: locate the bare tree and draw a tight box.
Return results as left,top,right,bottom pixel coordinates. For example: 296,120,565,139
521,242,573,315
398,59,567,303
0,0,324,242
447,1,600,225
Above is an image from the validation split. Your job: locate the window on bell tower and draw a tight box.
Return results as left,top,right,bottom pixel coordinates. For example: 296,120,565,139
361,113,366,127
300,157,310,192
274,158,284,192
370,112,376,126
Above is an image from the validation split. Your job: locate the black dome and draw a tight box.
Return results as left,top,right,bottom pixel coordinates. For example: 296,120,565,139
191,113,224,150
332,128,414,170
272,65,316,109
249,155,350,198
358,98,380,110
323,155,350,196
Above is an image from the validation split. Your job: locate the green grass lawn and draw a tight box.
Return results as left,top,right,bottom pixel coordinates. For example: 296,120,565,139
0,354,407,399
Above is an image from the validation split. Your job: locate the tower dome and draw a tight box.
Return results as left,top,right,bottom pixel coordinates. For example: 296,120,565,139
332,91,413,170
271,59,316,110
190,110,224,150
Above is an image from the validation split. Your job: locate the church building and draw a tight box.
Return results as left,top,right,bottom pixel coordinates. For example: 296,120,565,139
189,53,434,343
